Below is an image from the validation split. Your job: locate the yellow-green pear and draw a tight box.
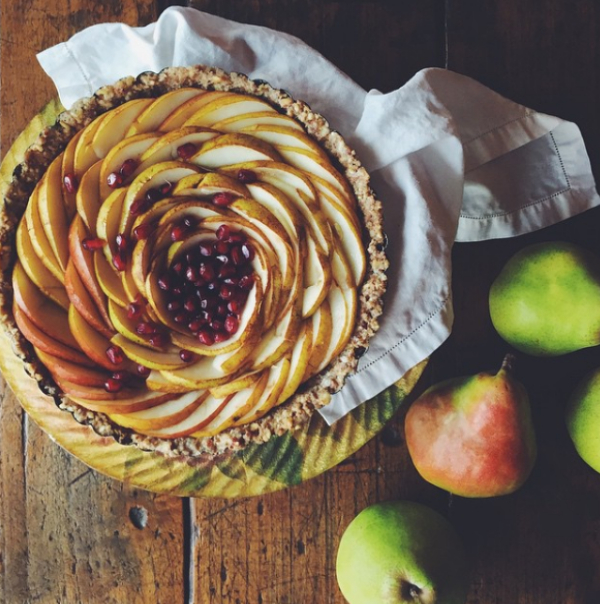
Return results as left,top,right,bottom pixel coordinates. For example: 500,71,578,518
489,241,600,356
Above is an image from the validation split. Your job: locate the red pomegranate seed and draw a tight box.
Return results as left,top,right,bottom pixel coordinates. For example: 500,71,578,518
217,303,228,317
160,182,173,196
216,254,229,265
111,370,130,382
188,317,204,332
199,263,215,281
215,241,230,255
184,297,198,313
238,274,254,290
158,274,172,291
106,344,125,365
216,224,231,241
241,243,255,261
186,266,198,282
171,225,188,242
131,197,150,216
146,187,163,204
200,295,217,310
119,158,137,178
213,192,236,207
127,299,144,320
180,349,195,362
228,231,246,244
136,321,158,335
112,252,127,271
136,364,151,378
133,222,154,240
172,261,184,275
219,284,234,300
177,143,197,160
199,242,214,257
107,172,123,189
218,264,236,279
172,286,183,297
227,300,242,314
197,328,215,346
237,169,257,184
214,330,230,343
104,377,124,393
116,233,129,253
149,333,169,348
230,246,244,265
82,237,106,252
210,319,224,332
63,173,78,194
174,311,189,325
225,315,239,334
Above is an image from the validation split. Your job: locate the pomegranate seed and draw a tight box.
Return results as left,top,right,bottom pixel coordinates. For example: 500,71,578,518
116,233,129,252
225,315,239,334
200,296,217,310
219,284,234,300
106,344,125,365
183,217,197,229
63,173,78,194
167,300,182,312
238,274,254,290
186,266,198,282
160,182,173,196
149,333,169,348
82,237,106,252
136,321,158,335
199,242,214,257
107,172,123,189
177,143,197,160
216,254,229,265
218,264,237,279
227,300,242,314
242,243,255,261
197,328,215,346
171,225,188,242
172,286,183,297
127,300,144,320
231,246,244,265
146,187,163,204
184,296,198,312
228,231,246,244
213,192,235,207
172,261,184,275
136,364,151,378
131,197,150,216
104,377,124,393
198,263,215,281
174,311,189,324
237,169,257,184
188,318,204,332
112,252,127,271
214,330,230,343
133,222,154,240
216,224,231,241
201,310,214,323
158,274,172,291
180,349,195,362
215,241,230,255
217,303,228,317
119,158,137,178
210,319,224,332
111,371,130,382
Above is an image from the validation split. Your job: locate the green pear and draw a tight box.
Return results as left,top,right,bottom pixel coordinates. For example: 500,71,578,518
566,367,600,473
489,241,600,356
336,500,469,604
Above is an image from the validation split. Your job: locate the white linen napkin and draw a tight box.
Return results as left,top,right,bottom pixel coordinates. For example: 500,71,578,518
37,7,600,424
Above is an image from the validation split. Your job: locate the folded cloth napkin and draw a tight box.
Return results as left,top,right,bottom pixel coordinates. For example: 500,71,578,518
37,7,600,424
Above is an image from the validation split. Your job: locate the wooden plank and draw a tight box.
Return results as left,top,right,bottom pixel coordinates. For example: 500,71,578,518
0,2,187,603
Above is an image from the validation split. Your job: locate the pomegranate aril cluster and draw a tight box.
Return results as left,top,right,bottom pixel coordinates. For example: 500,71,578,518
159,224,256,345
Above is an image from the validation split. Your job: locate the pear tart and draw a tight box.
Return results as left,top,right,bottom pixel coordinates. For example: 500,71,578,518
0,66,387,459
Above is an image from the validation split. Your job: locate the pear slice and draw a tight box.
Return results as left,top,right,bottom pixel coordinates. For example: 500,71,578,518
96,187,127,263
302,234,332,318
136,126,219,172
38,154,69,272
190,133,282,168
76,159,102,234
61,128,82,217
13,302,94,368
98,131,160,199
16,217,69,310
110,334,188,371
24,185,64,283
12,262,78,349
73,113,108,174
142,393,232,438
232,356,292,426
211,111,304,133
108,300,158,349
35,347,109,388
91,97,154,158
208,369,264,399
126,88,206,135
171,171,248,198
158,91,230,131
303,298,333,381
159,354,234,390
65,386,178,412
239,124,327,157
279,319,315,403
182,94,277,127
108,390,209,432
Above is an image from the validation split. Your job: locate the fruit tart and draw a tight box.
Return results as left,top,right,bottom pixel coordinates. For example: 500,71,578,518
0,65,388,459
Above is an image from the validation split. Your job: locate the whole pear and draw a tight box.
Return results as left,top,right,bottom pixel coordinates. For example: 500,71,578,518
336,500,469,604
405,355,536,498
489,241,600,356
566,367,600,474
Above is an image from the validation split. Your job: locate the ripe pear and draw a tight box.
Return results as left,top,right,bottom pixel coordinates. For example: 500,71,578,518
405,355,536,498
489,241,600,356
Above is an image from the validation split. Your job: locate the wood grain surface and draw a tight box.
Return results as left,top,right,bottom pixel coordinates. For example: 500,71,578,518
2,1,600,603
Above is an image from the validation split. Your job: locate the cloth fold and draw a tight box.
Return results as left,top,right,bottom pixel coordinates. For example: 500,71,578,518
37,7,600,424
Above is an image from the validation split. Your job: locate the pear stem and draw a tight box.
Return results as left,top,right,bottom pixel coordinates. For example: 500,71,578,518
500,353,516,374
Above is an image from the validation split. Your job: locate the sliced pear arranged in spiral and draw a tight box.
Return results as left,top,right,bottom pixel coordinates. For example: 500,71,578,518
12,87,367,438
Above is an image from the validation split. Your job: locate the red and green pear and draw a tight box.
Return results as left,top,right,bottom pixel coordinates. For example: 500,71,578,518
405,355,536,498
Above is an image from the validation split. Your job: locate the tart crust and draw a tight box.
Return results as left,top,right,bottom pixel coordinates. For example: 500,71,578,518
0,65,388,460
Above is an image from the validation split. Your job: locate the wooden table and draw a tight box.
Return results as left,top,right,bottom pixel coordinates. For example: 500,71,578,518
2,1,600,602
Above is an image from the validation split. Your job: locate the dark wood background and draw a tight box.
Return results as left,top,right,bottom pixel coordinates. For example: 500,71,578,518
2,1,600,602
